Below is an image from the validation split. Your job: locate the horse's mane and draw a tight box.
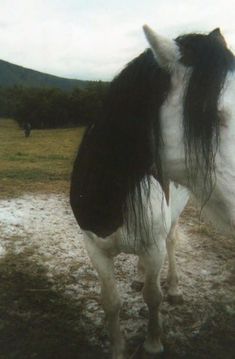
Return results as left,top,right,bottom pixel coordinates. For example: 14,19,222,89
70,49,170,238
176,31,235,198
70,30,235,239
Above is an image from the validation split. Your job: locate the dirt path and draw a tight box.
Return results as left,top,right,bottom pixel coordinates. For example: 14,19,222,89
0,194,234,358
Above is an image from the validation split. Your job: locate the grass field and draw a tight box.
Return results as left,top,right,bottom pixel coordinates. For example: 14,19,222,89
0,119,85,198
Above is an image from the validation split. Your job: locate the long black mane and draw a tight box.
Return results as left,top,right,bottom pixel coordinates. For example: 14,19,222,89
176,29,235,196
70,49,170,237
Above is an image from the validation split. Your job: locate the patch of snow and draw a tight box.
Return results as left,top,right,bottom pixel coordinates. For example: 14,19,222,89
0,194,87,270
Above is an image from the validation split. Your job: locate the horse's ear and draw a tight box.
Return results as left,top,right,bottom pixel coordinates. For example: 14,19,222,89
143,25,180,71
209,28,227,46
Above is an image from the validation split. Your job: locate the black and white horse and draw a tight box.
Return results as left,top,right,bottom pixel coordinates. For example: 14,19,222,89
70,25,235,358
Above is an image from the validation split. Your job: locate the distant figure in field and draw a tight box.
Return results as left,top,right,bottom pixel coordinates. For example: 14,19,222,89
23,122,31,138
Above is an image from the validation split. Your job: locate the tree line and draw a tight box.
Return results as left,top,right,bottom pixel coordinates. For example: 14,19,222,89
0,82,109,129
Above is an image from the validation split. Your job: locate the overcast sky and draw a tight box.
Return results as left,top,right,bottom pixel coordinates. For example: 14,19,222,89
0,0,234,81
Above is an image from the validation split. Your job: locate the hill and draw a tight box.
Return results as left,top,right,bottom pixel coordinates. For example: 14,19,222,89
0,59,93,91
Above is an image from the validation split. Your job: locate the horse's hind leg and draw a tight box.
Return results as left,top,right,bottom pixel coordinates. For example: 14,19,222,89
137,256,145,282
167,183,189,304
140,242,166,355
84,233,125,359
166,223,183,304
131,257,145,292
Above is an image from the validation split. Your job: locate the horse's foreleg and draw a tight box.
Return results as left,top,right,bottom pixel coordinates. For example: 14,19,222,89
84,234,125,359
141,242,166,355
166,223,183,304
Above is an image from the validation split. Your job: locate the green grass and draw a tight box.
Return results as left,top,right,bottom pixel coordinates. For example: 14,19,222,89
0,119,85,198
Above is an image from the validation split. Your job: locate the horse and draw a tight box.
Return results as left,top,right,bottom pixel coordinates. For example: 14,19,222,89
70,26,235,358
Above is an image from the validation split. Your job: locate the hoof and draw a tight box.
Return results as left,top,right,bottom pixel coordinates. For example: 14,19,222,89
143,339,164,359
131,345,164,359
112,354,126,359
131,280,144,292
167,293,184,305
112,347,127,359
142,347,164,358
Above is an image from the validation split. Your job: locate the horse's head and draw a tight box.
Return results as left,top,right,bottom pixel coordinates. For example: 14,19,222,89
144,25,235,234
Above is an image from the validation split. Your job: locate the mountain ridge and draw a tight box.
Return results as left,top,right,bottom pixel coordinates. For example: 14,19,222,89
0,58,94,90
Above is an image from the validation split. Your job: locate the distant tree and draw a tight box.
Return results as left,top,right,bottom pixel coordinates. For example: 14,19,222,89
0,81,109,129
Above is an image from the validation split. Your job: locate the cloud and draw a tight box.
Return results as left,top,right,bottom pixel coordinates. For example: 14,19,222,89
0,0,234,80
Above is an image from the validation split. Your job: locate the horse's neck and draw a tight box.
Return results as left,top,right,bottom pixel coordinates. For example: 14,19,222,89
160,70,187,187
161,68,235,190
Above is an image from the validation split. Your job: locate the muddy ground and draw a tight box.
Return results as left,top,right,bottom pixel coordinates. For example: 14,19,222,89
0,194,234,358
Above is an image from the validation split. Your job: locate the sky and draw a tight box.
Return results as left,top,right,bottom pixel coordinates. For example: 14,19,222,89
0,0,234,81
